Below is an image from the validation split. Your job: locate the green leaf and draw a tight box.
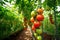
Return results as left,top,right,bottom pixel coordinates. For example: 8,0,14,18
56,0,60,6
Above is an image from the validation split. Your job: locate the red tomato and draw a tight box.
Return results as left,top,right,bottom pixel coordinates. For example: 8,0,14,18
30,17,34,23
36,15,44,21
32,26,36,31
49,15,54,24
34,21,41,28
50,19,54,24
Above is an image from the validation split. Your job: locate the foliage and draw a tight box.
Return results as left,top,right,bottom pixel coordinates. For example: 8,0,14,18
15,0,40,20
0,5,24,39
0,0,60,39
56,0,60,6
42,0,59,10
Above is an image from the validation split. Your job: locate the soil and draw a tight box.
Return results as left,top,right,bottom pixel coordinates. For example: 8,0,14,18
3,27,54,40
16,28,33,40
3,27,33,40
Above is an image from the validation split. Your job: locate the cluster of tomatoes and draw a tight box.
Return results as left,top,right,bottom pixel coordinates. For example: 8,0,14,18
30,8,44,32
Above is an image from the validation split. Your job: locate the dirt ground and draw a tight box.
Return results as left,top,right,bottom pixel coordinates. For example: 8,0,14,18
16,28,33,40
3,27,33,40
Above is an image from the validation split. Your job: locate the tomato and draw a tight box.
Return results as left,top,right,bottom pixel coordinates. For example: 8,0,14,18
32,26,36,31
36,15,44,21
37,8,43,14
49,14,54,24
50,20,54,24
34,33,37,37
36,29,42,35
31,11,36,17
50,19,54,24
30,17,34,23
34,21,41,28
37,36,42,40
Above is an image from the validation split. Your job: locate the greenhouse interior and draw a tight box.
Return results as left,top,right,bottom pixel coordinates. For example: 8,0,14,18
0,0,60,40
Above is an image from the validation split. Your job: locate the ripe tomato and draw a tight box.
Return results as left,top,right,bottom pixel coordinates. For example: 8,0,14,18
34,21,41,28
36,15,44,21
50,19,54,24
30,17,34,23
37,8,43,14
32,26,36,31
49,14,54,24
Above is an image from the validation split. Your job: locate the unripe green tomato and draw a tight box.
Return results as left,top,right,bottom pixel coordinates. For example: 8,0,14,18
34,32,37,37
37,36,42,40
31,11,36,17
36,29,42,35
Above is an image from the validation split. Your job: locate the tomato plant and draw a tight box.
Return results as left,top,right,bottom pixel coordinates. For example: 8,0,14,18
0,0,60,40
0,3,24,39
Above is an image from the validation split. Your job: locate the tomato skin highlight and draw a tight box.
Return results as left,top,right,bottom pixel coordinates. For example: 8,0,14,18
36,15,44,21
34,21,41,28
